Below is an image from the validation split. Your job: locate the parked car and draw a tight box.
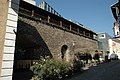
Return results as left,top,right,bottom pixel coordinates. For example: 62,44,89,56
110,53,118,60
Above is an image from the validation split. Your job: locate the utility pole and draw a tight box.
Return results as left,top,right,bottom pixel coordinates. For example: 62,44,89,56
118,0,120,33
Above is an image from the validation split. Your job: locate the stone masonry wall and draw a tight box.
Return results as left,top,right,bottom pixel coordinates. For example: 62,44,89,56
0,0,9,75
17,16,98,61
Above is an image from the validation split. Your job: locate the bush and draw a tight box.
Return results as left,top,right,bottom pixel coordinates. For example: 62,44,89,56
30,56,73,80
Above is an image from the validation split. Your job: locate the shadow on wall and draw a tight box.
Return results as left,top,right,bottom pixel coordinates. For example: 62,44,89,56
12,1,49,80
14,20,52,60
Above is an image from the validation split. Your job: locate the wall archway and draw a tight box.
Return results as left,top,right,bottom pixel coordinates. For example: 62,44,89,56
61,45,68,59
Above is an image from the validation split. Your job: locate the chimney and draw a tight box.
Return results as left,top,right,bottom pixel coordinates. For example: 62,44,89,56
23,0,36,5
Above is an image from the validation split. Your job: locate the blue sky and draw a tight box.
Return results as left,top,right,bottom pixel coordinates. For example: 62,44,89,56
35,0,117,36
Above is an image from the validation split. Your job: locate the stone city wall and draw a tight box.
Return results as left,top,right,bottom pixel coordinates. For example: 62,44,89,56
16,15,98,61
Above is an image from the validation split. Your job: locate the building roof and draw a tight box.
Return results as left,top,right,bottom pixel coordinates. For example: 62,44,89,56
112,38,120,43
20,0,97,35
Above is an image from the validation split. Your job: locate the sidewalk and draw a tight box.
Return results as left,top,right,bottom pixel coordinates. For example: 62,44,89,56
67,60,120,80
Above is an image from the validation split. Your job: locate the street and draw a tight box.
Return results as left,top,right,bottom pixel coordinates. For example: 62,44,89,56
67,60,120,80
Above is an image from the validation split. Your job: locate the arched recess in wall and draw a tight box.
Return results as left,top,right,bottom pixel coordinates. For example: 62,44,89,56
61,45,68,59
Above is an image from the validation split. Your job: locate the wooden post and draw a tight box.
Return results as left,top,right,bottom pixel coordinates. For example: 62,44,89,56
48,15,50,23
83,31,85,36
60,20,62,27
77,27,79,33
89,33,91,38
70,24,71,31
31,10,34,17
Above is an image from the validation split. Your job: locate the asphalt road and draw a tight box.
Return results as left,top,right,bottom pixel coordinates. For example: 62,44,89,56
68,60,120,80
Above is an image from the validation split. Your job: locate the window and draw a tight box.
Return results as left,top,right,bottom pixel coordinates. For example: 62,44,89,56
99,34,105,39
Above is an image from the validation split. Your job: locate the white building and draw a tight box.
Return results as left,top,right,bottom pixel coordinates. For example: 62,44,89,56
110,0,120,59
108,38,120,59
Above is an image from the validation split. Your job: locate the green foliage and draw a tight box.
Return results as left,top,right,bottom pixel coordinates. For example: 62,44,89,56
30,56,73,80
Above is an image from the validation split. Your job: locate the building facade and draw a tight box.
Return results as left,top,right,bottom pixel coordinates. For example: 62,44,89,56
0,0,20,79
98,32,111,51
110,0,120,59
108,38,120,59
111,0,120,37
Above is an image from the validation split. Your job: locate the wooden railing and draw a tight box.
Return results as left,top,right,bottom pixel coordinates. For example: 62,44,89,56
14,60,39,69
18,7,97,40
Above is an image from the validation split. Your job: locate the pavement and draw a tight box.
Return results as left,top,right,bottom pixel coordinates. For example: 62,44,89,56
13,70,33,80
67,60,120,80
